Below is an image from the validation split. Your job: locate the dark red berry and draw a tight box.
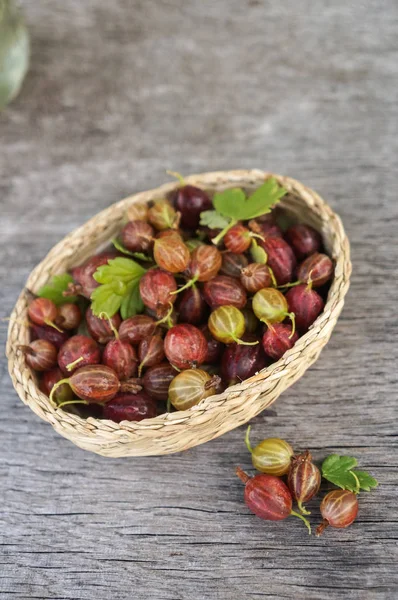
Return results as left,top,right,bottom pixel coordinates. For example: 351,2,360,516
138,335,165,376
174,184,212,229
103,391,157,423
55,303,81,330
249,215,283,239
28,298,58,329
240,263,273,294
69,252,118,298
224,224,252,253
288,450,321,515
139,268,177,314
297,252,334,288
285,284,324,332
119,315,159,345
120,220,154,253
142,362,177,401
259,237,297,285
221,336,266,385
30,323,70,349
164,324,207,370
285,224,321,259
85,308,121,344
262,323,299,360
220,252,248,278
58,334,101,374
20,339,58,371
316,490,359,536
200,325,223,364
236,467,311,532
203,275,247,310
178,286,208,325
103,338,138,380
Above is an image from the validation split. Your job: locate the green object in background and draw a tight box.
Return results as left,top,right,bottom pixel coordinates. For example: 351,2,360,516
0,0,29,109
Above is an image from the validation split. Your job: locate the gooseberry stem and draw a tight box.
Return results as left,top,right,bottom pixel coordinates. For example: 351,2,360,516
235,466,250,484
211,219,238,246
232,334,259,346
57,399,88,409
204,375,221,391
44,318,63,333
171,276,199,295
49,378,70,406
166,397,172,412
155,303,174,327
245,425,254,454
298,500,311,516
167,170,186,186
99,311,120,339
268,267,277,288
66,356,84,372
277,280,302,289
249,233,265,242
316,519,329,537
287,313,296,338
290,510,311,535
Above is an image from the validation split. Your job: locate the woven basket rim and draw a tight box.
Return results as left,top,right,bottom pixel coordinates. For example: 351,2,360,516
6,170,351,454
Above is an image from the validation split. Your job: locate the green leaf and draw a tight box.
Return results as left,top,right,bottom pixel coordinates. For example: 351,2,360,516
238,178,286,220
322,454,378,493
120,281,144,320
112,239,152,262
199,210,230,230
94,257,145,284
250,239,268,264
90,284,122,317
352,470,378,492
37,274,77,305
213,188,246,219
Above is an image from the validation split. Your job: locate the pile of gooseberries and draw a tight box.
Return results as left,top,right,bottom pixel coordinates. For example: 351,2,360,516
23,177,334,423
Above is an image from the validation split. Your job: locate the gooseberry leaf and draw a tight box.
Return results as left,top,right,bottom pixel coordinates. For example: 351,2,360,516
211,178,286,222
38,274,77,305
91,257,146,317
199,210,230,230
90,284,122,318
352,470,378,492
322,454,378,493
120,281,144,320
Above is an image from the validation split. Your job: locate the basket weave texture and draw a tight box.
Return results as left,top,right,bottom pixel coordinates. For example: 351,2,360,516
7,170,351,457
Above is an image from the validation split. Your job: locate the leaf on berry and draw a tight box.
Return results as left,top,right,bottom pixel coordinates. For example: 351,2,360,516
250,239,268,264
199,210,230,230
90,284,122,318
120,281,144,320
38,274,77,305
322,454,378,493
91,257,146,317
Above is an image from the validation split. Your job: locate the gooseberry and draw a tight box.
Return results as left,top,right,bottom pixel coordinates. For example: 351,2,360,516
139,268,177,314
55,303,81,330
164,324,207,369
316,490,359,536
259,237,296,285
28,298,60,331
285,284,324,332
245,427,294,476
208,306,257,346
285,224,321,259
200,325,223,364
138,335,165,376
240,263,273,294
148,200,179,231
204,275,247,310
252,288,295,332
297,252,334,288
19,339,58,371
103,391,157,422
40,367,73,403
288,450,321,515
235,467,311,533
169,369,221,410
58,334,101,375
173,181,212,229
262,323,299,360
119,314,159,345
220,251,248,278
153,236,190,273
86,307,121,344
120,220,154,253
178,286,208,325
142,362,177,401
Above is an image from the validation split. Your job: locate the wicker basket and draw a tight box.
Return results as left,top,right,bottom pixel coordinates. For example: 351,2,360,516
7,170,351,457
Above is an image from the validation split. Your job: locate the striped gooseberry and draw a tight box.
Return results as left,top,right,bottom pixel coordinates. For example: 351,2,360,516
245,426,294,476
240,263,273,294
153,237,190,273
19,339,58,371
164,324,207,370
262,323,299,360
168,369,221,410
120,220,154,253
288,450,321,515
297,252,334,288
316,490,359,536
203,275,247,310
208,306,258,346
252,288,295,333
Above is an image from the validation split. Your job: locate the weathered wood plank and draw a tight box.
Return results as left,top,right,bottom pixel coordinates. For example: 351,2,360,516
1,0,397,598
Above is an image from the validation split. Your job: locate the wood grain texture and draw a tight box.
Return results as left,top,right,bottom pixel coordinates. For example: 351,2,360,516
1,1,397,599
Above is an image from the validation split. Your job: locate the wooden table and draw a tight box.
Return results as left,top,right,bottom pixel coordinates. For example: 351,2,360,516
1,1,397,598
